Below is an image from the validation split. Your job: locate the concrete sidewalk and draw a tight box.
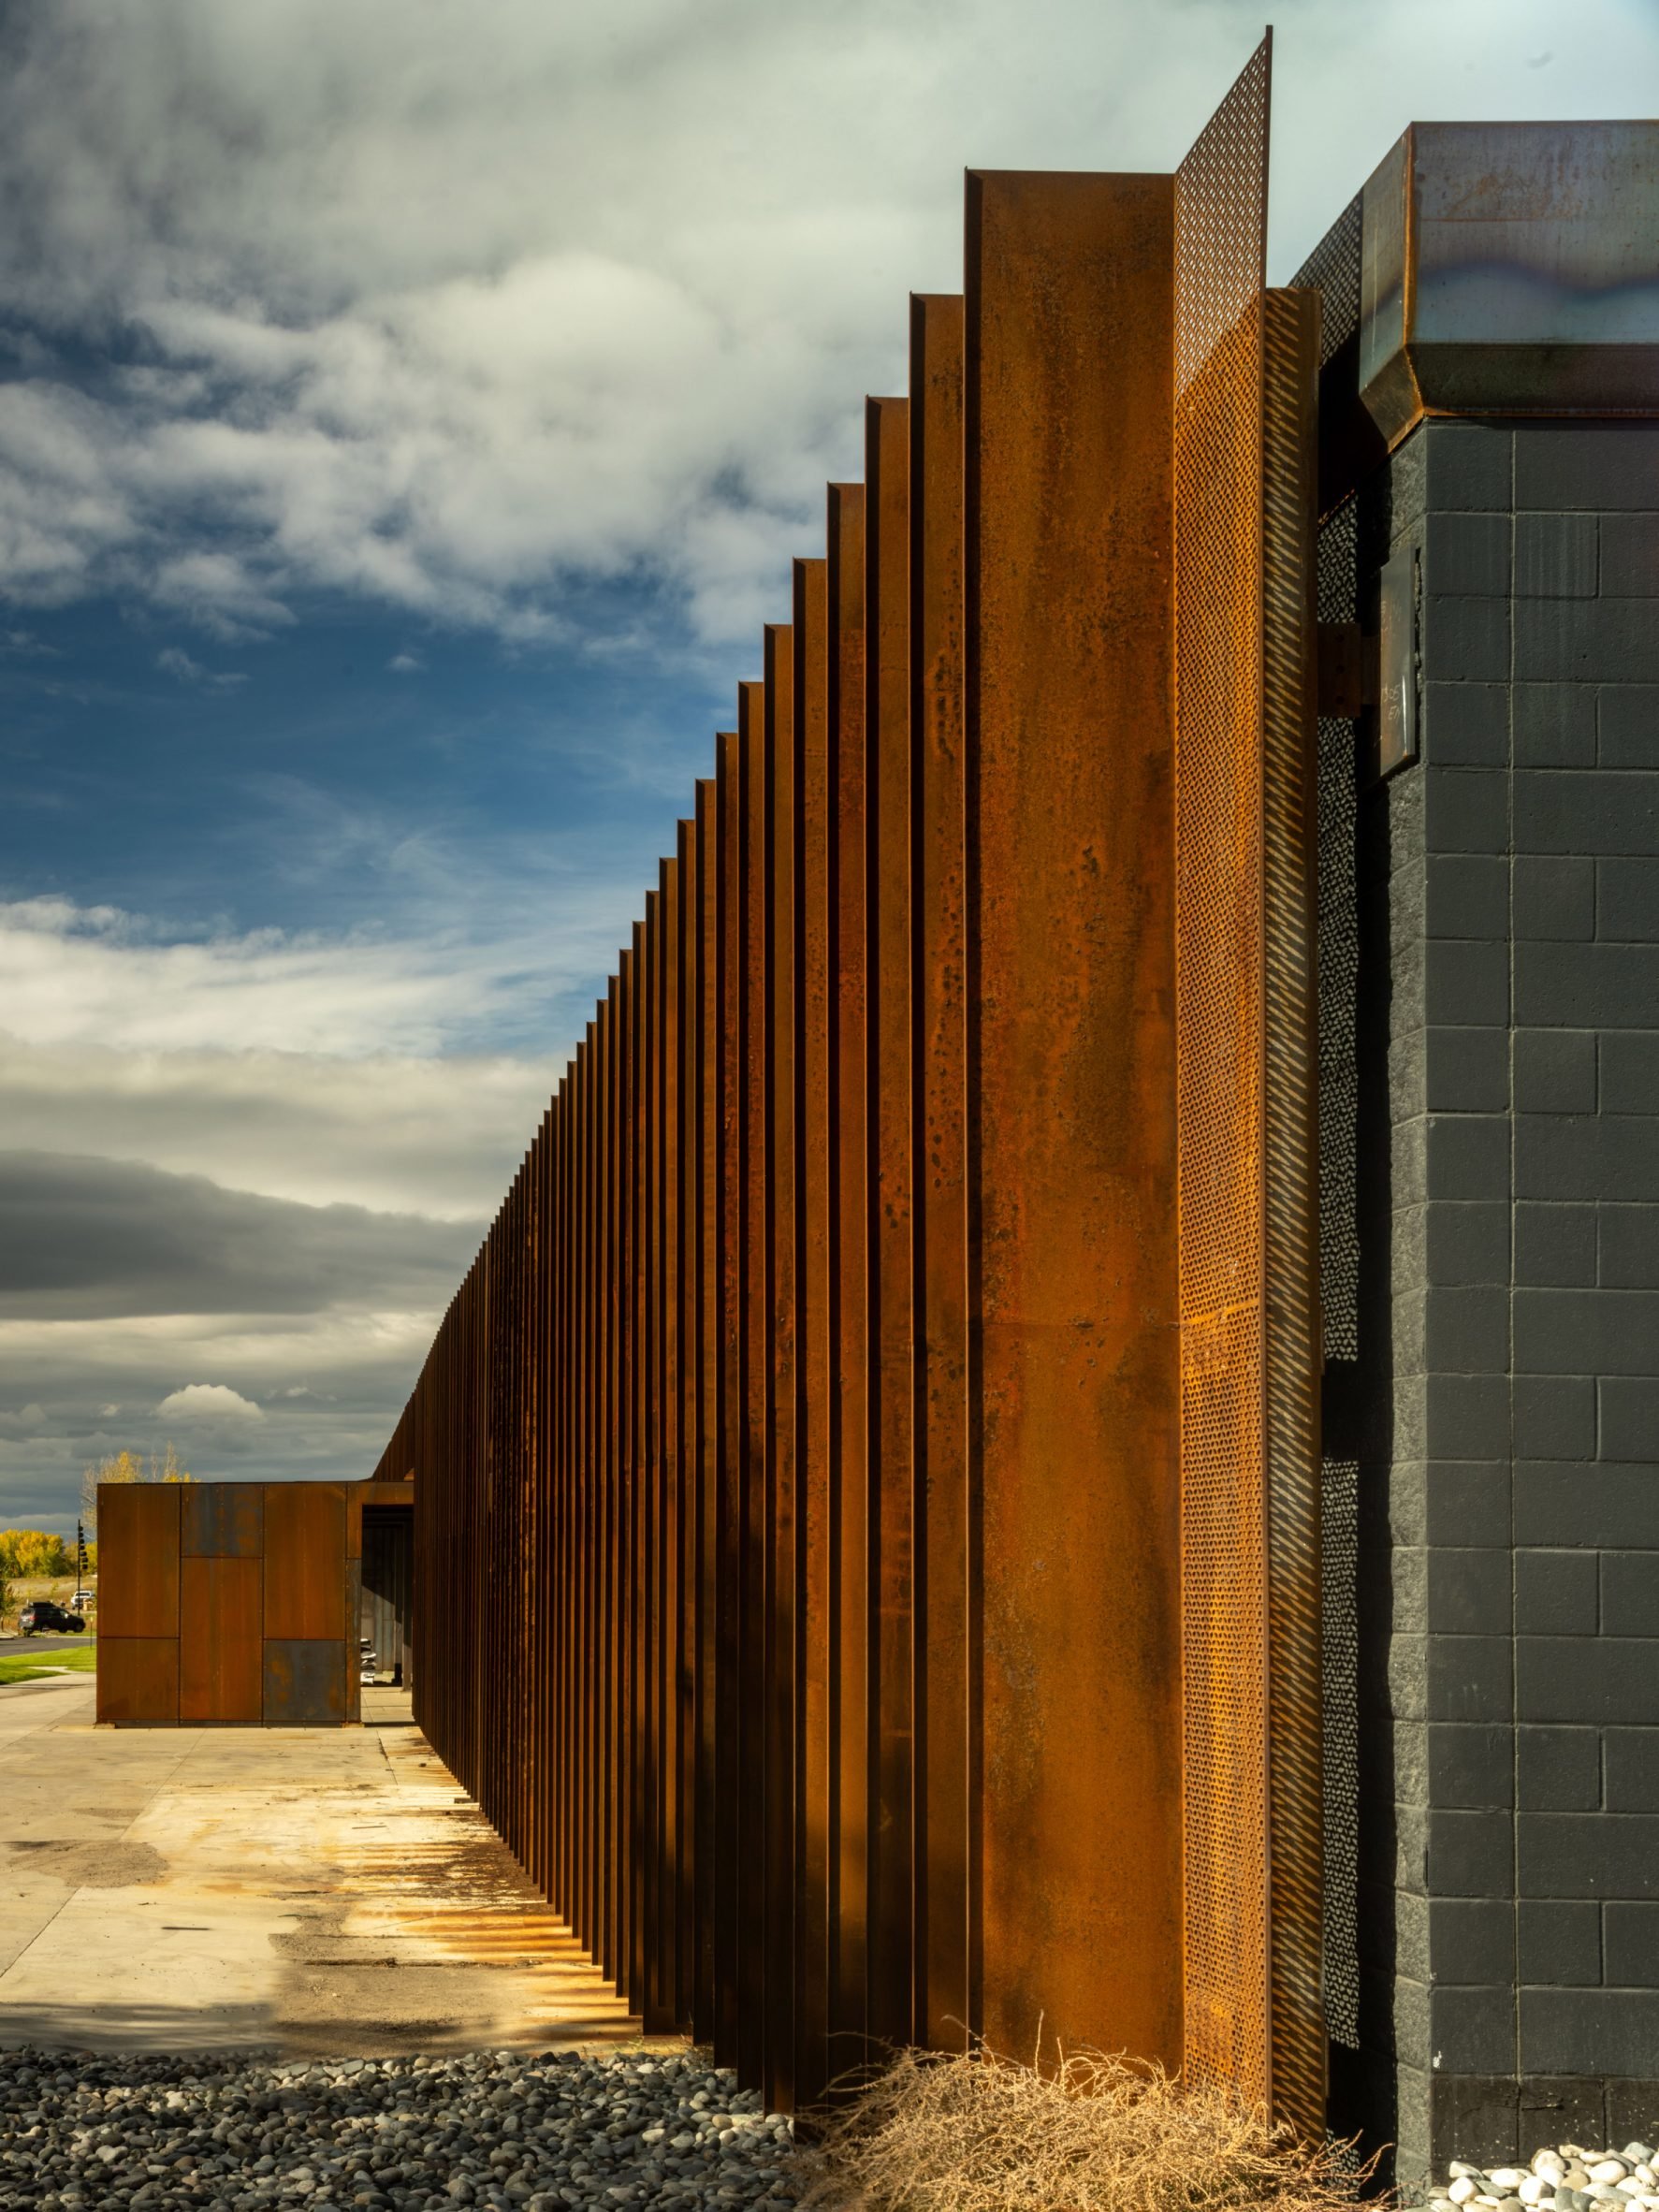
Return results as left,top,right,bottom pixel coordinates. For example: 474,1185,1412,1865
0,1680,664,2059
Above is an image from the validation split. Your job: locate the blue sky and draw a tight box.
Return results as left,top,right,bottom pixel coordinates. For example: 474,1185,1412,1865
1,0,1656,1532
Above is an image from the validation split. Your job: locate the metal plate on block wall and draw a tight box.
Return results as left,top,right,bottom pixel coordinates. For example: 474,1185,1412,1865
1375,543,1419,780
97,1638,180,1724
180,1556,263,1723
264,1638,347,1726
182,1483,264,1559
96,1483,182,1638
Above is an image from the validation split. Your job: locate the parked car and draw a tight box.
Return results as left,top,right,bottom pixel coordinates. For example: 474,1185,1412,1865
69,1590,95,1613
19,1600,87,1636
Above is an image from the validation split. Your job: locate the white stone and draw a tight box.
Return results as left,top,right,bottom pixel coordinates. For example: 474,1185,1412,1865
1451,2187,1483,2205
1521,2176,1551,2203
1594,2164,1632,2185
1495,2171,1531,2190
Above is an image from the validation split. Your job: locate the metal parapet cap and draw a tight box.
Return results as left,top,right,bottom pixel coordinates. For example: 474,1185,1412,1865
1309,120,1659,505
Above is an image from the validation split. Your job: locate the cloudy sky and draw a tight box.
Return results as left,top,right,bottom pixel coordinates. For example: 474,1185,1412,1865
1,0,1655,1533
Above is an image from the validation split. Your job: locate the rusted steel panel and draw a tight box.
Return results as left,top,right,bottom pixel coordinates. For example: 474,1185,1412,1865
574,1030,595,1949
624,923,645,2009
263,1483,347,1642
98,1639,179,1725
180,1556,263,1723
601,975,620,1982
827,479,871,2082
967,165,1182,2067
1262,283,1325,2139
714,725,744,2070
1172,33,1273,2110
793,552,834,2105
264,1637,347,1726
675,814,702,2034
96,1482,181,1640
764,621,798,2112
652,851,682,2034
910,291,973,2056
866,391,915,2060
634,895,658,2019
736,678,770,2088
694,775,721,2043
182,1483,263,1559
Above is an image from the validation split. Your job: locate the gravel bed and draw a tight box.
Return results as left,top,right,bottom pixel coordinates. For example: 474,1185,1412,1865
0,2045,803,2211
1429,2142,1659,2212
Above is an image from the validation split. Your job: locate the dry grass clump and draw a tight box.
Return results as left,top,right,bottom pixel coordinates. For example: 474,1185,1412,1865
795,2044,1381,2212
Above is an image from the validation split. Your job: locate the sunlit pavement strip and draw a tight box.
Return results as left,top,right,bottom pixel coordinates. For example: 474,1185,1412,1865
0,1681,665,2058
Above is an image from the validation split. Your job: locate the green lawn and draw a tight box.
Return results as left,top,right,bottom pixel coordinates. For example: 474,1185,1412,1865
0,1639,96,1685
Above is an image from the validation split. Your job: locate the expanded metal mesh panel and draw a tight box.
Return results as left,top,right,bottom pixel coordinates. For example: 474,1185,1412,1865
1173,32,1272,2109
1261,287,1326,2140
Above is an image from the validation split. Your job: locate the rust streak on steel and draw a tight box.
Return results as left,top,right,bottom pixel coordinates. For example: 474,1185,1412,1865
967,167,1182,2067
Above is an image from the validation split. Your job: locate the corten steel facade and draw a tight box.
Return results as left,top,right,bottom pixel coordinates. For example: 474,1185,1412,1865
363,61,1659,2174
95,1478,411,1726
373,40,1328,2128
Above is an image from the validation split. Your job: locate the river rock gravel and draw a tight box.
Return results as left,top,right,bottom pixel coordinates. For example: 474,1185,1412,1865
0,2045,804,2211
1427,2142,1659,2212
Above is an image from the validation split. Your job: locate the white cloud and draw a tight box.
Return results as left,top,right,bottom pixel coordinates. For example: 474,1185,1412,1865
0,0,1649,645
156,644,247,690
387,650,423,673
155,1381,264,1421
0,1034,556,1217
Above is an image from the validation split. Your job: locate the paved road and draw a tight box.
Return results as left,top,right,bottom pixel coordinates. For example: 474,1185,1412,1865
0,1632,91,1655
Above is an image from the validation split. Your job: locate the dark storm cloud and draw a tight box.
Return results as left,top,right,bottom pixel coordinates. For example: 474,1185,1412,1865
0,1151,479,1320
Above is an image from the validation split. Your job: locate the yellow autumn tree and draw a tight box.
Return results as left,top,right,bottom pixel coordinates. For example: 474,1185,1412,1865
80,1443,192,1534
0,1530,74,1578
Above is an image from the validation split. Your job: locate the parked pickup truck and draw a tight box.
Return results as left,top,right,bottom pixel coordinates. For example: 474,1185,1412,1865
19,1601,87,1635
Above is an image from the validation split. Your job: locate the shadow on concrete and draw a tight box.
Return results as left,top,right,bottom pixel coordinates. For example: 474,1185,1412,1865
0,2001,275,2054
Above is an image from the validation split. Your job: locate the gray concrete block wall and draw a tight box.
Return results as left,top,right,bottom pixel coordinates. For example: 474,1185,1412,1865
1351,418,1659,2181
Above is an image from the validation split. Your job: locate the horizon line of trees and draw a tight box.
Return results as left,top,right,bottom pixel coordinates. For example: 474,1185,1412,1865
0,1529,96,1579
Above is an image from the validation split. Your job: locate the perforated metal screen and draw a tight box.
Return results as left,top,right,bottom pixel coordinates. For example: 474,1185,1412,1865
1174,32,1273,2112
1174,40,1328,2134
